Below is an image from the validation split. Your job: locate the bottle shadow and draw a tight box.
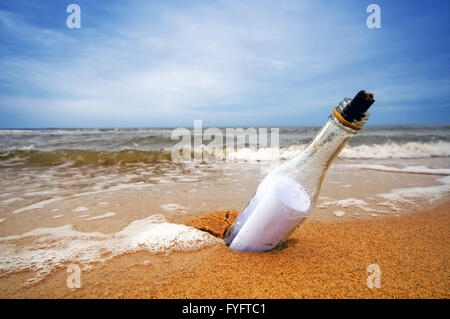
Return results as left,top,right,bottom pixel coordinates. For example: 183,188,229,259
275,238,299,250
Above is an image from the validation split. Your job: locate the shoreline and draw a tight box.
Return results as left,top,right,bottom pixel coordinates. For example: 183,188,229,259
0,200,448,299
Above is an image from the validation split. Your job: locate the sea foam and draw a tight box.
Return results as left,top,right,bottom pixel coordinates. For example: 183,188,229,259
12,197,64,214
225,141,450,162
0,215,221,286
340,164,450,175
376,176,450,205
85,212,116,220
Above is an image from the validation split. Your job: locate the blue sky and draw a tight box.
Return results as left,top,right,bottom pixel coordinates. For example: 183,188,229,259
0,0,449,128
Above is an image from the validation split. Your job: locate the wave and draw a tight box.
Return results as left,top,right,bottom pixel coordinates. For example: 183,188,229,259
0,149,172,166
1,126,449,151
0,141,449,166
227,141,450,161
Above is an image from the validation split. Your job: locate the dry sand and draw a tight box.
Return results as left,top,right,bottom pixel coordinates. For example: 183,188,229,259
0,200,448,299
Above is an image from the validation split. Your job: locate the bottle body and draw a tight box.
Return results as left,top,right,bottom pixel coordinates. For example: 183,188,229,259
226,174,312,252
224,100,366,252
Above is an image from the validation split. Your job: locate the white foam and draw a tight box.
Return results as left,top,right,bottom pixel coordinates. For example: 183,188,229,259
318,198,389,214
72,206,89,213
24,189,61,197
72,183,153,198
340,142,450,159
224,141,450,162
12,197,64,214
72,190,107,197
377,201,401,212
378,184,449,204
376,176,450,208
318,198,368,209
340,164,450,175
108,183,152,191
334,211,345,217
176,178,199,182
91,183,107,191
85,212,116,221
51,215,63,219
2,197,24,204
161,203,185,211
0,218,5,223
360,207,390,214
0,215,221,286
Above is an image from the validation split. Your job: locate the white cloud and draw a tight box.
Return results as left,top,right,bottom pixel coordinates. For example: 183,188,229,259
1,1,448,127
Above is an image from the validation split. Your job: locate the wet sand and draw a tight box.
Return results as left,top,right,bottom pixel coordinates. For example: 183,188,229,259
0,156,448,298
1,200,448,299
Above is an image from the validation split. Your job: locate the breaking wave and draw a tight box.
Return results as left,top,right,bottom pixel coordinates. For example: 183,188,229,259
0,141,449,166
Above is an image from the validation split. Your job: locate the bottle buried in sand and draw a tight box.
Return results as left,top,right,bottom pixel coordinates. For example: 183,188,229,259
223,90,375,252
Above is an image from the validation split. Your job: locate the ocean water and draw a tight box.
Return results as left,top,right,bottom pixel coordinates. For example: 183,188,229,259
0,125,449,166
0,125,449,285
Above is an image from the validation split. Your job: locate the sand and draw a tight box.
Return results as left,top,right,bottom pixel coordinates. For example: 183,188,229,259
0,200,448,299
182,209,240,238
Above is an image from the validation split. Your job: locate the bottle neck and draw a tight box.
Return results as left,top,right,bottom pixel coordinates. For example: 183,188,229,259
273,114,357,199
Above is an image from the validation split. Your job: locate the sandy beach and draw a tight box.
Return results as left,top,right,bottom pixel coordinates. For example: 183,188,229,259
0,200,448,299
0,128,449,299
1,0,450,302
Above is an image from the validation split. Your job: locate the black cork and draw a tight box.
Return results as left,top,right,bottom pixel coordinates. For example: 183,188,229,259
341,90,375,122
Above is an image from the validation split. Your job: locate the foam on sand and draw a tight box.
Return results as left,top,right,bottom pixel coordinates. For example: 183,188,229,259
12,197,64,214
72,206,89,212
161,203,185,211
340,164,450,175
0,215,221,286
318,198,390,214
318,198,368,209
24,189,61,197
2,197,24,204
377,176,450,205
85,212,116,221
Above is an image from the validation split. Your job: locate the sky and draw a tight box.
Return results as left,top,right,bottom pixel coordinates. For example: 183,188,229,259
0,0,449,128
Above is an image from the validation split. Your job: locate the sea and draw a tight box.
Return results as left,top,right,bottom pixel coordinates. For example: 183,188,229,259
1,125,449,164
0,125,449,286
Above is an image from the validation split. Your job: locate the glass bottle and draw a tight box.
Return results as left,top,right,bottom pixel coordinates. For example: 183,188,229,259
223,91,375,252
